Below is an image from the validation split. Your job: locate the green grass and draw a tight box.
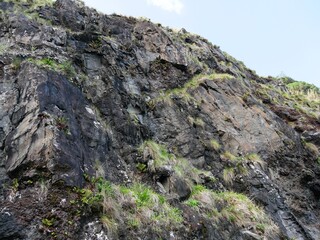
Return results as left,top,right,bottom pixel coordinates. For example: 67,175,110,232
4,0,55,8
304,142,319,156
187,116,205,128
3,0,54,26
77,177,184,236
28,58,76,79
244,153,264,165
221,152,264,184
42,218,55,227
100,215,118,237
220,151,237,161
138,140,174,172
139,140,213,186
148,72,234,107
0,43,9,55
223,167,235,184
185,199,200,208
55,116,70,134
255,77,320,119
136,162,147,172
191,185,206,195
209,139,221,151
184,187,279,237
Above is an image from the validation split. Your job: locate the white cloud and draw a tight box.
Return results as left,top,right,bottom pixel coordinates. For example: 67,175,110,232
146,0,184,14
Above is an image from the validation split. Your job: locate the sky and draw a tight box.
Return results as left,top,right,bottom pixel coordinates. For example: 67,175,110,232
83,0,320,87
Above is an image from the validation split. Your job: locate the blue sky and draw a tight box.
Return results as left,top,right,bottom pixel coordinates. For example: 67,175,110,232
83,0,320,87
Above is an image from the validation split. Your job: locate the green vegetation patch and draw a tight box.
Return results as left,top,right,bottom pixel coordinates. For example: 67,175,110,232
138,140,175,172
209,139,221,151
138,140,213,184
221,152,264,183
4,0,55,9
255,77,320,119
184,185,279,236
75,177,183,237
148,73,234,107
28,58,76,79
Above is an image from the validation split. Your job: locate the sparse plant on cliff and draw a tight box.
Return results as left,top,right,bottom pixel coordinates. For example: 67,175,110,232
139,140,174,172
89,37,102,49
187,116,205,128
100,215,117,237
136,162,147,172
209,139,221,151
55,116,70,134
221,152,264,183
186,198,200,208
42,217,55,227
220,151,237,161
304,142,319,156
223,167,235,184
148,72,234,107
12,178,19,191
94,160,106,178
38,179,49,201
0,43,9,55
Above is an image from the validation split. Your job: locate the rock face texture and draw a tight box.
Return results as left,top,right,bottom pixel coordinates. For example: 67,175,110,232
0,0,320,239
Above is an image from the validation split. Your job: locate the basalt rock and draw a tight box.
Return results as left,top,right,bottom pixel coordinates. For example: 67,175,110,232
0,0,319,239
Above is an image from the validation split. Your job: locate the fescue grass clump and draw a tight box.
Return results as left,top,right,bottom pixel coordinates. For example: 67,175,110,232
184,185,279,237
78,177,183,237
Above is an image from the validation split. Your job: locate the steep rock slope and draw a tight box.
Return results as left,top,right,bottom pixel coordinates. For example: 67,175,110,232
0,0,319,239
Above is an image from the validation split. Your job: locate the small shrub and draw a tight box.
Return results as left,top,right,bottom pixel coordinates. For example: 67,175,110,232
55,116,69,133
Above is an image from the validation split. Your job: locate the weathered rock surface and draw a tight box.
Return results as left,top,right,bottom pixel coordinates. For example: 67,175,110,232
0,0,319,239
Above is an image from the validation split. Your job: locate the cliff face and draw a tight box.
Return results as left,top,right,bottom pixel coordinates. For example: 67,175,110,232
0,0,319,239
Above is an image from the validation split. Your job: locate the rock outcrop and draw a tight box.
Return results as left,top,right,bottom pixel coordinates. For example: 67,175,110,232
0,0,319,239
